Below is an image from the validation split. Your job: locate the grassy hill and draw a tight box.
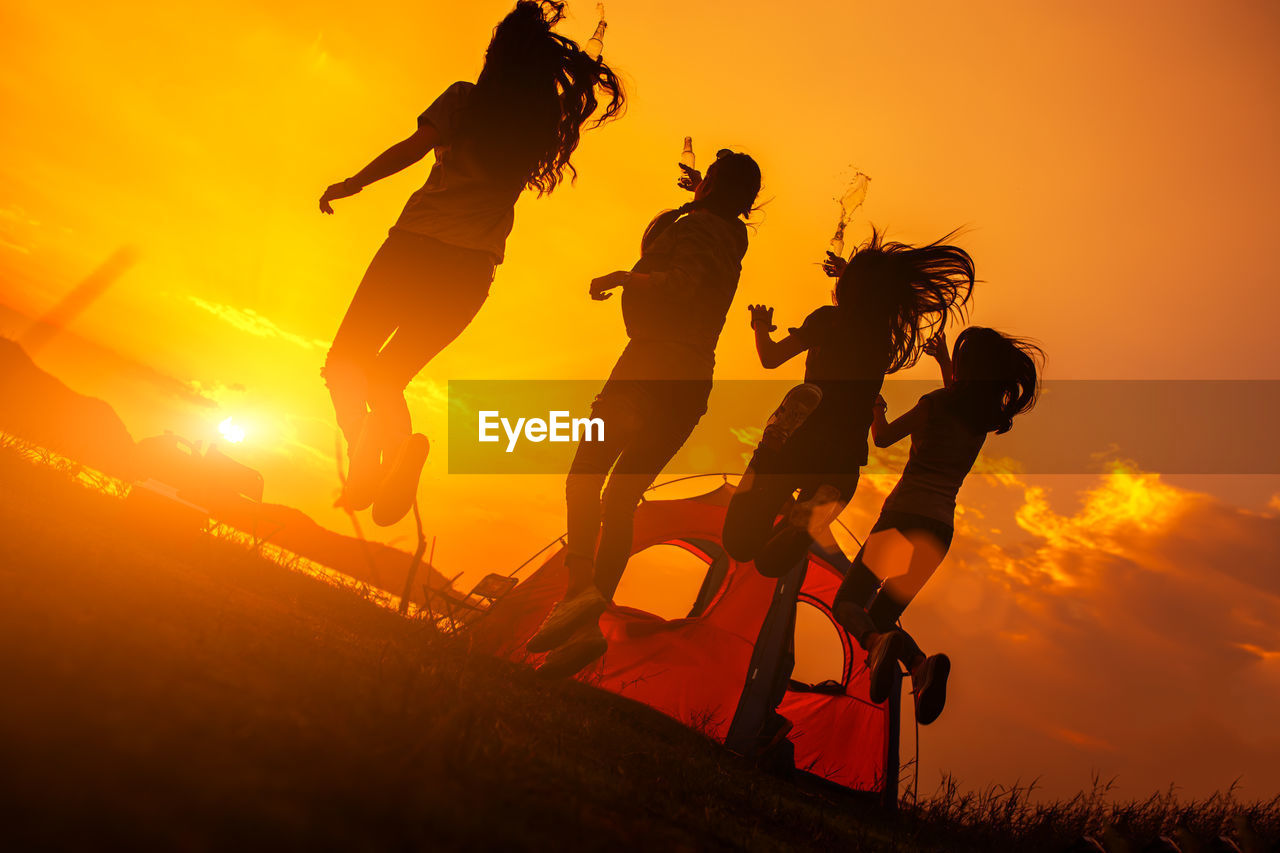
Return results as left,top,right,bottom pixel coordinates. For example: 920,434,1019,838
1,444,1275,851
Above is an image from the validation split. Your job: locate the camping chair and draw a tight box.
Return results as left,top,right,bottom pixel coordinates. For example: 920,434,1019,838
425,573,519,635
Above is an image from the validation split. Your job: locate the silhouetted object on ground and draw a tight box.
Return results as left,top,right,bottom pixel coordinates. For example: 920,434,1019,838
0,340,459,604
472,482,902,803
426,572,519,633
0,337,137,478
135,433,264,506
128,433,264,532
19,246,139,353
130,431,460,605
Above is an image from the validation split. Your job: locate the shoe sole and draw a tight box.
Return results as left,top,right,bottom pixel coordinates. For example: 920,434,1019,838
371,434,429,527
788,485,845,545
535,637,608,679
761,383,823,449
525,594,607,654
868,632,906,705
915,654,951,725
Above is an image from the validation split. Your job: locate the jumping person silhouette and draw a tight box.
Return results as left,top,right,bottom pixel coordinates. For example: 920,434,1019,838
527,149,763,678
721,230,975,578
318,1,624,525
832,327,1042,725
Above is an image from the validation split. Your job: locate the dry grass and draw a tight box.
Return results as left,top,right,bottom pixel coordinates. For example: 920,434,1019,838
906,774,1277,850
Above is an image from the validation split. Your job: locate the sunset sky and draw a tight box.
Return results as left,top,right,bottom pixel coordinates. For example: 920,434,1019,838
2,0,1278,799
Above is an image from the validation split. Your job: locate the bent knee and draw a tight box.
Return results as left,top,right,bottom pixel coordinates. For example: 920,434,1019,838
722,529,759,563
601,478,646,517
721,513,772,563
566,471,606,502
322,348,366,387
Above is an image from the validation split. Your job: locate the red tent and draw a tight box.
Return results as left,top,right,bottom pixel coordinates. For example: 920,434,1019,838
472,483,900,801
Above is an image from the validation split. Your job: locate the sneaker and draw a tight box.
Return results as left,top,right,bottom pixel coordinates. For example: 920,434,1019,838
371,433,429,527
525,586,607,654
535,620,607,679
340,416,385,512
789,483,844,535
754,526,811,578
760,383,823,450
866,630,907,704
910,653,951,725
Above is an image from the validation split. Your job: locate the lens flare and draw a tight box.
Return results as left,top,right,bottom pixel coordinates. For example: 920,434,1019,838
218,416,246,444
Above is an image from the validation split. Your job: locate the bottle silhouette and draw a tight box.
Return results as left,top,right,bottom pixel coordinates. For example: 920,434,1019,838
679,136,696,188
584,4,607,61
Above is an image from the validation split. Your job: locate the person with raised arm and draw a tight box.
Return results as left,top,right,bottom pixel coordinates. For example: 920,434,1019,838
528,149,763,678
319,1,624,525
833,327,1043,725
722,231,976,579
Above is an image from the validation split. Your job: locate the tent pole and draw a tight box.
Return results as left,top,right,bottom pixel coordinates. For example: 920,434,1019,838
883,670,903,812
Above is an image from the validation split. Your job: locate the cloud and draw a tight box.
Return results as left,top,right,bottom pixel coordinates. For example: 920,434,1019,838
404,376,448,412
887,461,1280,799
188,296,328,351
183,379,247,406
0,203,41,255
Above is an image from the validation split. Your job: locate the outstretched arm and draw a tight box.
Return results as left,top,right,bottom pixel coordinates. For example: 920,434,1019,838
319,123,440,214
871,395,928,448
748,305,806,369
924,331,953,387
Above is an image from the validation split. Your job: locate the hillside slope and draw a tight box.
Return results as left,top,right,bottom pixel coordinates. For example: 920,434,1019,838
0,447,935,851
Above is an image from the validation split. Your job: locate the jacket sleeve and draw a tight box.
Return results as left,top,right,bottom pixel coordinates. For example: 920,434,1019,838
630,216,744,305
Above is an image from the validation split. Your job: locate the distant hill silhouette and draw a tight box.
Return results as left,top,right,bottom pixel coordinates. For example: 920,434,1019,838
0,337,457,605
0,336,138,478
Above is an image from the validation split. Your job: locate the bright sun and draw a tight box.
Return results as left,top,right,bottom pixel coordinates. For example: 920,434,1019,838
218,416,246,444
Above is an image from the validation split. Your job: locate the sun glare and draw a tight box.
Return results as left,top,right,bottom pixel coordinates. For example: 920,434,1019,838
218,416,246,444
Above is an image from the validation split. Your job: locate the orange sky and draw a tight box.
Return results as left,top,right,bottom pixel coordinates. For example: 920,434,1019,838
2,0,1279,799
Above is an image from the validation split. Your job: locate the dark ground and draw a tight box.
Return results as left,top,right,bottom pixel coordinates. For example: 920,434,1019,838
0,447,923,851
1,445,1275,852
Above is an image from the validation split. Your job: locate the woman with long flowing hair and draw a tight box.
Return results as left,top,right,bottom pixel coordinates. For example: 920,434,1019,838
319,1,624,525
